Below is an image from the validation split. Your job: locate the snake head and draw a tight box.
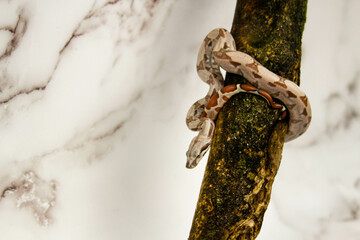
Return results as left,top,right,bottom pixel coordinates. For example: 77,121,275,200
186,119,215,169
186,138,211,169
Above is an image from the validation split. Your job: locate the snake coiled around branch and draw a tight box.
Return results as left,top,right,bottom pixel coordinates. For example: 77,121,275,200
185,28,311,169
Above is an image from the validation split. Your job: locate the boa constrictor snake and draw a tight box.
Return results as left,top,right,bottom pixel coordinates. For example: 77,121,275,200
185,28,311,169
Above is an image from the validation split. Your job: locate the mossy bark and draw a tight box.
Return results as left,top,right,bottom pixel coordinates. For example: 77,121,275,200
188,1,308,239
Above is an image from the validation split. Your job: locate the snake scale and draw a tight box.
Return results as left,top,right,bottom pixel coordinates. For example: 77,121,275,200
185,28,311,169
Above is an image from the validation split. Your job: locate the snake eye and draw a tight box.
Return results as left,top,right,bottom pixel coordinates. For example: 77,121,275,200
192,151,200,158
186,150,199,159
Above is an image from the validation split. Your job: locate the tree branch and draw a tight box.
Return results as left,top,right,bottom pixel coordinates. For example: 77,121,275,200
188,0,308,239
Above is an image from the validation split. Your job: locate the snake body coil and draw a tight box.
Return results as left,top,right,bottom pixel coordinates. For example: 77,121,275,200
186,28,311,169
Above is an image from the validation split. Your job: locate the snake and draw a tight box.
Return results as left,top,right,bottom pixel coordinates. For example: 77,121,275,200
185,28,311,169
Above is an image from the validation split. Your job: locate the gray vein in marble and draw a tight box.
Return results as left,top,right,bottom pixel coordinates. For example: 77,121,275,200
63,0,163,53
0,10,51,104
301,70,360,149
0,0,166,106
355,178,360,191
0,26,15,34
0,10,27,60
0,10,30,103
0,85,46,105
64,107,134,152
11,102,136,169
326,71,360,135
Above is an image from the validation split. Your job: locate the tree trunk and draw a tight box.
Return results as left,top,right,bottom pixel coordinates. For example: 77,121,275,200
188,0,308,239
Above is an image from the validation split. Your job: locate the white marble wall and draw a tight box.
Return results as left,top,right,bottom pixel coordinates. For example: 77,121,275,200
0,0,359,239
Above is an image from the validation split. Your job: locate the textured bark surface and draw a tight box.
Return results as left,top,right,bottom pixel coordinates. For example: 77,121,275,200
188,1,308,239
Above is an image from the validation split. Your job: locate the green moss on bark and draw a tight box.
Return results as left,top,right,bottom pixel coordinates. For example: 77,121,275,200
188,1,307,239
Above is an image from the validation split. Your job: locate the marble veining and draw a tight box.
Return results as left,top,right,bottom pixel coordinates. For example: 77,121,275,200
0,0,359,239
1,171,56,226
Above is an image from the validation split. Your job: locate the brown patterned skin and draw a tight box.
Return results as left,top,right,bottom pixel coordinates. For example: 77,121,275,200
186,28,311,168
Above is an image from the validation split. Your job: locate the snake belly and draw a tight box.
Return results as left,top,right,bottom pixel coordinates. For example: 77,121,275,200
185,28,311,169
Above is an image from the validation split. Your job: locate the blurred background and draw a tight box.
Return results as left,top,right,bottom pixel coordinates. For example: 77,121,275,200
0,0,359,239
